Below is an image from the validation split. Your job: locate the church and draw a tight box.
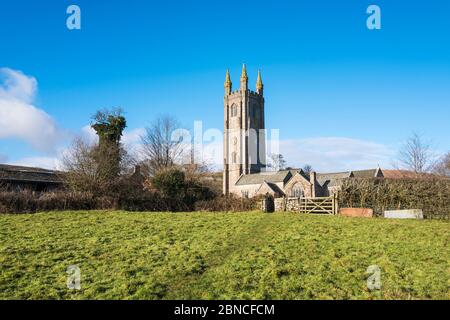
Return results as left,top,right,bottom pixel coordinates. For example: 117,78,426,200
222,65,384,198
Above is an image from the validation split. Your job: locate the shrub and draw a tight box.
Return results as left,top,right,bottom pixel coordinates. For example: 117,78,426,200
151,168,187,200
0,191,98,213
149,167,216,210
0,190,188,214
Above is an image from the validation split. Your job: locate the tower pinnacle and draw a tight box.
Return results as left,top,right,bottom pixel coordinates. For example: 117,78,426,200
256,69,263,94
240,64,248,90
240,64,248,81
224,69,232,95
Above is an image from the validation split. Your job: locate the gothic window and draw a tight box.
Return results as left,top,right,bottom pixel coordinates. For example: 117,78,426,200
291,183,303,198
231,104,238,117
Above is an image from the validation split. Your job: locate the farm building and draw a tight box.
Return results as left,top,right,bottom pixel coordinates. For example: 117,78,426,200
0,164,63,192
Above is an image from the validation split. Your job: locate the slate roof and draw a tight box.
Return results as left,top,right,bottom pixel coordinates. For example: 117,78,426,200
0,164,63,184
316,172,352,187
351,169,381,179
263,181,285,195
235,169,297,186
235,168,384,189
316,169,382,188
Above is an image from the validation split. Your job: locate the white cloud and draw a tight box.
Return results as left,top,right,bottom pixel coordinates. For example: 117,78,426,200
122,127,146,146
269,137,395,172
194,136,394,173
0,68,62,152
10,156,62,170
80,125,97,144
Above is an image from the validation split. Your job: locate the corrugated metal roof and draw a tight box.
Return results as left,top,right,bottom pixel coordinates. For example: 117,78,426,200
0,164,63,184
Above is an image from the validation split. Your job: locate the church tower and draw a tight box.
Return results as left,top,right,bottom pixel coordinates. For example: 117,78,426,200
223,65,266,195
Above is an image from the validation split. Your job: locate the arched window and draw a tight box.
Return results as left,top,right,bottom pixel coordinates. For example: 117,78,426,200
291,183,303,198
231,104,238,117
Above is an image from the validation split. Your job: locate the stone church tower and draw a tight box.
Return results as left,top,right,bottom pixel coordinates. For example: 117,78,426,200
223,65,266,195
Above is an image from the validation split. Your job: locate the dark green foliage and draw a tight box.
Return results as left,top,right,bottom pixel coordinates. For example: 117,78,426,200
91,109,127,183
0,190,190,213
339,178,450,219
0,191,105,213
150,168,216,210
91,109,126,146
151,168,186,200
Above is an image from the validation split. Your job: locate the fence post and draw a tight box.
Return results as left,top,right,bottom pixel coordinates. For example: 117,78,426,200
334,193,339,215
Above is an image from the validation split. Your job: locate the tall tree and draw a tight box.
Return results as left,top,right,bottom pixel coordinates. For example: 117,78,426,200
140,115,185,175
91,108,127,180
397,132,433,173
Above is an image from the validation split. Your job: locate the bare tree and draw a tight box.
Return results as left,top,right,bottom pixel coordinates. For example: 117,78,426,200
432,152,450,176
397,132,433,173
268,153,287,171
62,138,101,193
302,164,314,174
140,115,185,175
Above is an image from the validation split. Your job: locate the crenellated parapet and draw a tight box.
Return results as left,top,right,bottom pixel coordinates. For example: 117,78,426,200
227,89,262,97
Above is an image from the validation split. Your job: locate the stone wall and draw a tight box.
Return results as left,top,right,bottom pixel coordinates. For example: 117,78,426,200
286,198,301,211
274,198,285,212
275,197,302,212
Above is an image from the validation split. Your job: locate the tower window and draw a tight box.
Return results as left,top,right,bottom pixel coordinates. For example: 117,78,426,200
231,104,238,117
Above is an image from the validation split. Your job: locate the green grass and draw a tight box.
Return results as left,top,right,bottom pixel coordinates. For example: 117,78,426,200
0,211,449,300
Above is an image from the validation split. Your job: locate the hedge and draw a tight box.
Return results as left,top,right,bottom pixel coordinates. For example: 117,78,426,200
338,178,450,220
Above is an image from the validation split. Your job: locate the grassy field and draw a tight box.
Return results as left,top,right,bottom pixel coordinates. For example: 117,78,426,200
0,211,448,300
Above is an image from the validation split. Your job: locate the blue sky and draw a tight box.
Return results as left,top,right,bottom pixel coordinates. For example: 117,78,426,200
0,0,449,171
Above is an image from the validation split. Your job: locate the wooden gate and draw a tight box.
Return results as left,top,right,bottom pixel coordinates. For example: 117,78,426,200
299,195,338,215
